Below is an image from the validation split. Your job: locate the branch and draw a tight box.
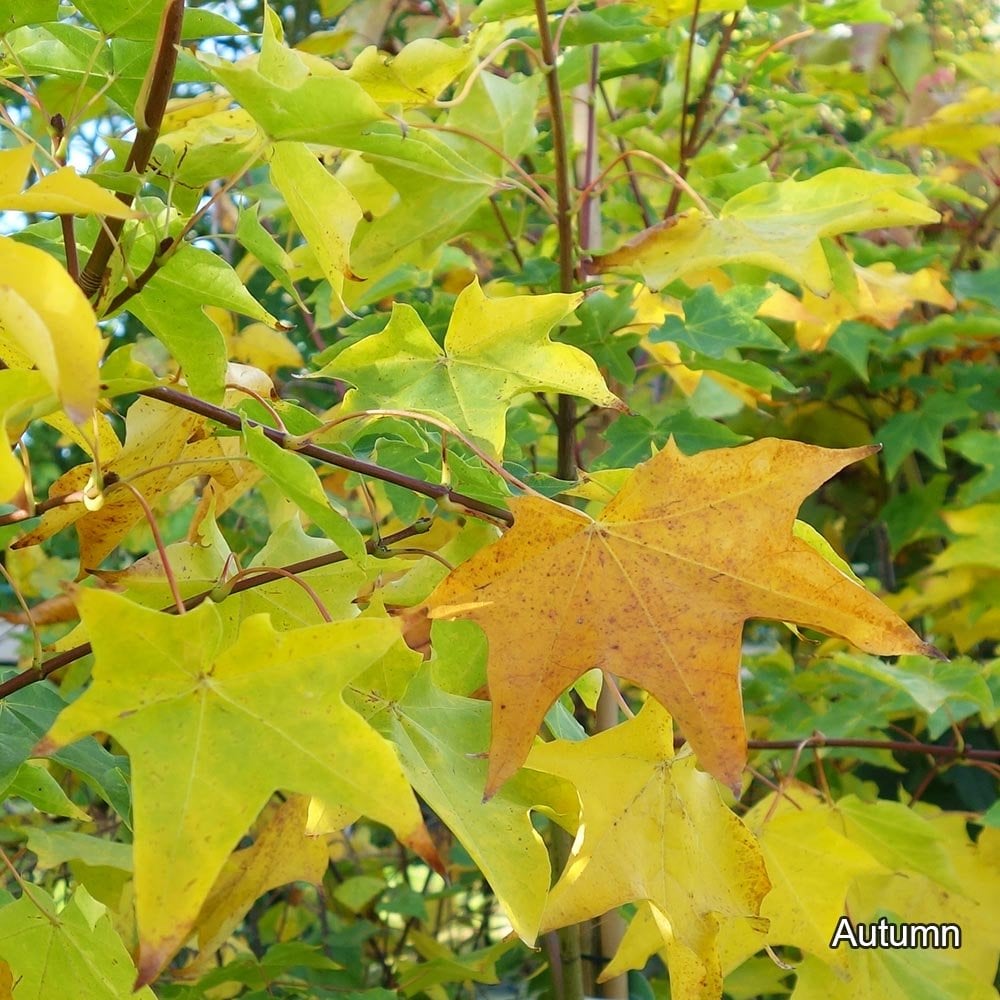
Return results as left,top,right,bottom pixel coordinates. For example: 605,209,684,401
740,735,1000,764
665,8,738,219
534,0,578,483
952,183,1000,269
78,0,184,299
0,522,431,701
140,386,514,525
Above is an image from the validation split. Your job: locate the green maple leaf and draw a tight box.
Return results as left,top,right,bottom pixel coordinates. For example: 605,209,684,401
0,885,154,1000
877,390,974,478
315,277,623,453
128,244,277,404
35,590,437,986
593,168,939,294
651,285,787,357
375,660,578,943
948,429,1000,504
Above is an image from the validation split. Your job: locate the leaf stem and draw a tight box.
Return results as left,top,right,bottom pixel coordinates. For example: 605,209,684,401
110,480,186,615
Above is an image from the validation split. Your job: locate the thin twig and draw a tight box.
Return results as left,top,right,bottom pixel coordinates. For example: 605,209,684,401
534,0,578,483
138,386,514,524
218,565,332,622
109,480,185,615
0,523,432,700
577,148,712,216
292,408,539,495
598,82,654,228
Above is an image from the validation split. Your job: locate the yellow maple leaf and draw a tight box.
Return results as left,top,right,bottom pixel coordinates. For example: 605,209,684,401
761,261,955,351
427,438,934,795
0,236,105,425
226,321,305,374
13,392,254,569
600,900,766,998
883,86,1000,164
0,144,138,219
183,795,329,974
592,168,939,295
529,700,769,995
742,784,888,970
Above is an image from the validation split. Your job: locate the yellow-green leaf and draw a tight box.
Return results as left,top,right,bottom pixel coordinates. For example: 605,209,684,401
0,236,104,423
744,787,887,967
378,663,578,944
0,369,54,503
320,277,623,454
0,144,137,217
593,168,940,295
35,590,438,985
269,141,363,307
0,885,155,1000
242,423,366,565
346,38,473,107
530,701,769,974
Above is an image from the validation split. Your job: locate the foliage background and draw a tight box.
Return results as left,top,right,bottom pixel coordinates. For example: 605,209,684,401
0,0,998,997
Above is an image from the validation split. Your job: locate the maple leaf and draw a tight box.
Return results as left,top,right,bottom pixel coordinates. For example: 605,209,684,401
753,795,1000,998
183,795,330,974
427,438,936,794
35,590,440,985
0,885,155,1000
315,277,623,454
269,140,362,307
883,86,1000,164
13,393,252,569
743,786,888,968
878,390,975,478
591,168,939,295
600,901,765,998
761,260,956,351
345,38,473,107
375,663,578,943
528,701,769,989
0,236,104,425
0,143,139,218
0,370,54,503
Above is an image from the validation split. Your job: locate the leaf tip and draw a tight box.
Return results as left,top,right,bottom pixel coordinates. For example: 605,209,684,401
30,737,59,758
134,942,171,989
405,824,447,878
921,641,949,662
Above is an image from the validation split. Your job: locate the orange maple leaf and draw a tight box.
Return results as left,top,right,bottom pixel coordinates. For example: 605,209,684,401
427,438,938,795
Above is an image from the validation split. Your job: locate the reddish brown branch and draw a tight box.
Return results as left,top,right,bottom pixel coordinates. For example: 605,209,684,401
0,522,430,700
739,735,1000,763
140,386,514,525
78,0,184,298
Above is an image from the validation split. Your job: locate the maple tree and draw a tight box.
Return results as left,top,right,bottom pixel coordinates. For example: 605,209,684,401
0,0,998,998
